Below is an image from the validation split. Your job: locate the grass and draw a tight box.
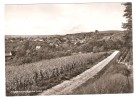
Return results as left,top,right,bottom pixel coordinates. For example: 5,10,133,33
6,51,110,96
71,62,133,94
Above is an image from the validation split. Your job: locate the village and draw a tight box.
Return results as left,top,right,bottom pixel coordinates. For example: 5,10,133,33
5,30,124,66
5,31,98,60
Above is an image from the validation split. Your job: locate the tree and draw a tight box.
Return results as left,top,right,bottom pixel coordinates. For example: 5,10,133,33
122,2,132,47
95,30,99,34
23,40,30,50
122,3,132,91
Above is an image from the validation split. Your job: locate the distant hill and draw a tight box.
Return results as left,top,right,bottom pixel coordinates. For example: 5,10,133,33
99,30,124,33
5,30,124,38
5,35,58,38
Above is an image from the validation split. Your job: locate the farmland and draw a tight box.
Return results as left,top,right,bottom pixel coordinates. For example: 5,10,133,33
6,51,110,96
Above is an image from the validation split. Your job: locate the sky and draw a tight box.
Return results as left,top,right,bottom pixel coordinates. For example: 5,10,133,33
5,3,126,35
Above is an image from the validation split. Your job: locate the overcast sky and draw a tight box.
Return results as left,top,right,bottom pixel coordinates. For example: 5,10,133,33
5,3,126,35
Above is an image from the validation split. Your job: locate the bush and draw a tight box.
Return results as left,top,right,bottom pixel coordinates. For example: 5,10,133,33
93,46,98,53
16,49,26,58
78,43,93,53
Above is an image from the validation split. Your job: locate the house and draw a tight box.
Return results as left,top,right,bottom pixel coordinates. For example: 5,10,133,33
49,43,54,46
34,39,43,42
5,50,16,57
36,46,41,50
5,52,12,57
79,39,85,43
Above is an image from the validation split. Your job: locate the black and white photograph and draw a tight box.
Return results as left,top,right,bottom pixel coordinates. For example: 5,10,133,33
4,2,133,96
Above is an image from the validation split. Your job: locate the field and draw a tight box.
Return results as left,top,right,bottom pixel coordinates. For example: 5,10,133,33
6,51,110,96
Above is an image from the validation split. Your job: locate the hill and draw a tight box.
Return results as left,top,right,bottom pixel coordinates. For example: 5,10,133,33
5,30,127,65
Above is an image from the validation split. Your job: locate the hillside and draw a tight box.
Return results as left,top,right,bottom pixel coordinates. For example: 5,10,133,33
5,30,127,65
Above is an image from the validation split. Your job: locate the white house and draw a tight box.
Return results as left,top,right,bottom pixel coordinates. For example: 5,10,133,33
5,52,12,57
36,46,41,50
34,39,43,42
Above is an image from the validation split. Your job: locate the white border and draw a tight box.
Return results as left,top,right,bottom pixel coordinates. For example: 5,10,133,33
3,0,135,4
0,0,136,100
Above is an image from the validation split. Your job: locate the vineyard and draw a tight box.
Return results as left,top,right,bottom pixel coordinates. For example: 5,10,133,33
6,51,110,96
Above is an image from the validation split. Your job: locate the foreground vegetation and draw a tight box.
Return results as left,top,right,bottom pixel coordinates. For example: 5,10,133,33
71,62,133,94
6,51,109,96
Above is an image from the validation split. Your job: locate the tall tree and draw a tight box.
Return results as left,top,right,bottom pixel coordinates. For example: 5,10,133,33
122,2,132,47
